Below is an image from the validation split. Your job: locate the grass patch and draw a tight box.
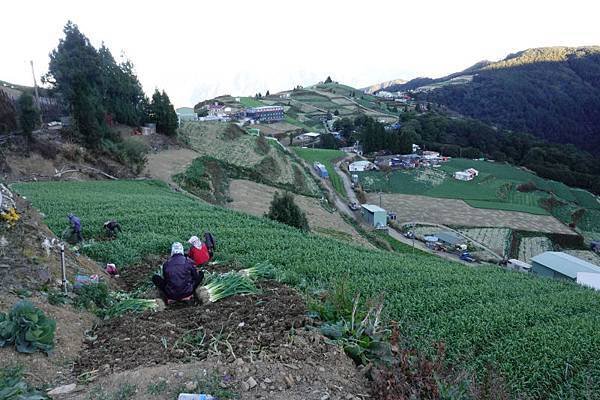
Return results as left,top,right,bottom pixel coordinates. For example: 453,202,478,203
293,147,347,198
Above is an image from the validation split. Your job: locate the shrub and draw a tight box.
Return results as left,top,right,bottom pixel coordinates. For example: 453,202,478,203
265,191,309,231
0,301,56,354
120,137,149,174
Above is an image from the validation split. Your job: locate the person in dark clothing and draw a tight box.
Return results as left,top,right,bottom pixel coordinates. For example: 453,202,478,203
152,242,203,303
67,213,83,243
103,220,122,238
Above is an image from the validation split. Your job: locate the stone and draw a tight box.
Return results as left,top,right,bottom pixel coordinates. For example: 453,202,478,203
47,384,77,395
184,381,197,391
235,357,245,366
247,377,258,389
283,374,295,387
318,366,325,372
260,383,267,390
263,378,272,384
320,395,330,400
241,381,250,391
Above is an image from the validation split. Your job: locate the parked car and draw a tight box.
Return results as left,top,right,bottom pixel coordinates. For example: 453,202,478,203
460,252,476,263
348,201,360,211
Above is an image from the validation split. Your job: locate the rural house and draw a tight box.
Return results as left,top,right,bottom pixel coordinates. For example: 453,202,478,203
454,168,479,181
531,252,600,281
361,204,387,228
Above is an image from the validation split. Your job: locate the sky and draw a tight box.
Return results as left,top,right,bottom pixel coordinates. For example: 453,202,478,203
3,0,600,107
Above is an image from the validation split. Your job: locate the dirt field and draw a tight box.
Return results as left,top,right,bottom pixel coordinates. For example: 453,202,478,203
143,148,200,185
71,261,369,400
228,179,373,248
370,193,575,235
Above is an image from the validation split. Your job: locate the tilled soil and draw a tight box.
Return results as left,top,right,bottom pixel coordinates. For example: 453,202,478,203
74,280,308,376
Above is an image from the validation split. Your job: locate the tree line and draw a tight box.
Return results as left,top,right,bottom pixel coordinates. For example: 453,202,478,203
43,21,178,148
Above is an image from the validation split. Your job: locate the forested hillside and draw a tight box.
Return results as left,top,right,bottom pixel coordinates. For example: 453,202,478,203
389,47,600,154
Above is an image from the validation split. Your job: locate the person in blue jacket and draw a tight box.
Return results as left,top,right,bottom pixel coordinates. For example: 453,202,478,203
152,242,204,303
67,213,83,243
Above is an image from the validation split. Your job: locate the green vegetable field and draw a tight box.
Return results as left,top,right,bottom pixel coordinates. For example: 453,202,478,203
293,148,346,197
13,180,600,399
359,158,600,219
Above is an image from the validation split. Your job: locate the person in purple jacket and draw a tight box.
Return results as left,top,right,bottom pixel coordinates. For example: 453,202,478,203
67,213,83,243
152,242,204,303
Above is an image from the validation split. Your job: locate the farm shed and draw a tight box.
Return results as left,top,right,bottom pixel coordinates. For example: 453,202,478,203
298,132,321,142
531,252,600,281
349,160,374,172
422,151,440,160
435,231,466,247
361,204,387,228
313,162,329,178
454,171,473,181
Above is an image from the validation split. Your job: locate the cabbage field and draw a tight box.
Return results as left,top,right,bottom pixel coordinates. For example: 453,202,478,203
14,180,600,399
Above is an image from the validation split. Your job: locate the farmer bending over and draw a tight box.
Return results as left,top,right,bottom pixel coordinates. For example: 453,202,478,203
187,235,210,267
103,220,122,238
67,213,83,243
152,242,204,303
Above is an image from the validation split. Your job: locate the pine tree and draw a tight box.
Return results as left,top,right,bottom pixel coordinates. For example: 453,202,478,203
148,90,178,136
18,92,39,139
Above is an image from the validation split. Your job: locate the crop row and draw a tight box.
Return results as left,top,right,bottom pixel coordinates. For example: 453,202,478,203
13,180,600,399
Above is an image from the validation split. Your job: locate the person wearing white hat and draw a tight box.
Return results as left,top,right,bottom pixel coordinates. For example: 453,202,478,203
187,235,210,267
152,242,203,303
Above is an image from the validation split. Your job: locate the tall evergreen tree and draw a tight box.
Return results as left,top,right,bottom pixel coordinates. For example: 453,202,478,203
148,90,178,136
18,92,39,139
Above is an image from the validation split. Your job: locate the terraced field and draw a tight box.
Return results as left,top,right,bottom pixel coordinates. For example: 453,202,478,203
459,228,511,257
14,180,600,400
518,236,554,263
178,122,319,196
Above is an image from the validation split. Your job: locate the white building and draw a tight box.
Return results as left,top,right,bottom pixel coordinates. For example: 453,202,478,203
422,151,440,160
454,171,473,181
349,160,375,172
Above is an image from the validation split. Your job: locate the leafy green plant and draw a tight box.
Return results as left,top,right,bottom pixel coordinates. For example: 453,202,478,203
0,301,56,354
0,367,47,400
73,282,112,314
46,289,69,306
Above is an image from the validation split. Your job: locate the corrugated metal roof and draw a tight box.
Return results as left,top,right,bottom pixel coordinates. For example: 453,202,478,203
531,252,600,279
361,204,386,213
435,231,465,246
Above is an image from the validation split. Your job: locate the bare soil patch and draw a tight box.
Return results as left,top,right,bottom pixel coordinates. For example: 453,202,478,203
371,193,575,235
228,179,373,248
143,148,200,185
71,328,369,400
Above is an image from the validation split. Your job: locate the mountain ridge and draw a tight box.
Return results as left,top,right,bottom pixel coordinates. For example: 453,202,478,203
382,46,600,154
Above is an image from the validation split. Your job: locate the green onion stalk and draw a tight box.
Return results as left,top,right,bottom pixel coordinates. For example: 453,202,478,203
196,273,259,303
105,298,159,317
239,262,275,280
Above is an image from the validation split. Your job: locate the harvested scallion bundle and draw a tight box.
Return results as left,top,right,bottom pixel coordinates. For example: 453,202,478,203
239,261,275,280
196,273,259,303
105,298,159,317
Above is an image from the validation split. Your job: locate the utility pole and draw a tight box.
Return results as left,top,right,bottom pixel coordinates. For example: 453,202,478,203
30,60,43,125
